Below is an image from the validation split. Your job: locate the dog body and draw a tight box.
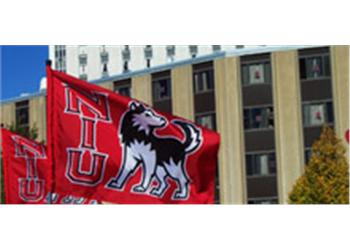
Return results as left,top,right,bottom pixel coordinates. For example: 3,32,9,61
107,102,202,200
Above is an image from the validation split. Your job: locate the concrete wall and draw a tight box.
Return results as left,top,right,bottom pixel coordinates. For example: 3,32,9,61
29,96,47,142
131,74,152,105
171,65,194,121
214,57,247,204
331,46,349,160
271,50,305,204
0,102,15,127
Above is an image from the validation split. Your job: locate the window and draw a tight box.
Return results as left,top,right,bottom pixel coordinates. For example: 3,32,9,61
79,53,87,66
299,55,331,79
195,113,216,130
122,45,131,61
212,45,221,52
303,102,333,126
101,51,109,64
100,46,109,78
241,62,271,85
54,45,66,72
246,153,276,177
189,45,198,58
248,198,278,204
305,148,312,164
79,73,88,81
193,69,214,93
244,106,274,130
153,78,171,101
115,85,131,97
144,45,153,68
166,45,175,61
15,100,29,134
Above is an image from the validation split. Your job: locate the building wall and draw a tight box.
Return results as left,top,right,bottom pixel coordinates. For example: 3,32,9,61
49,45,263,81
331,45,349,160
4,45,349,204
214,57,246,204
0,102,15,127
271,50,304,204
29,96,47,142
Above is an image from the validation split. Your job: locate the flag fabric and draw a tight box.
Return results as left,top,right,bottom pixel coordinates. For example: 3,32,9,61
0,128,99,204
1,128,51,204
47,65,220,204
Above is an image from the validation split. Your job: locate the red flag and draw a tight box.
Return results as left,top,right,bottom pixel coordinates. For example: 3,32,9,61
1,128,51,204
47,66,220,204
1,128,99,204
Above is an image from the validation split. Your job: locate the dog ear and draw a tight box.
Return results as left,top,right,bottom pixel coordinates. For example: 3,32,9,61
129,102,138,111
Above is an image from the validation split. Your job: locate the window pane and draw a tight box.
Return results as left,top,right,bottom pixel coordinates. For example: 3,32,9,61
251,108,263,128
299,58,307,79
246,155,253,176
244,109,250,129
303,105,311,126
242,65,249,85
324,55,331,76
153,79,171,101
264,63,271,84
116,86,131,97
309,104,325,125
259,154,269,175
326,102,334,123
194,73,204,93
196,114,214,130
206,70,214,90
306,57,323,79
268,153,276,174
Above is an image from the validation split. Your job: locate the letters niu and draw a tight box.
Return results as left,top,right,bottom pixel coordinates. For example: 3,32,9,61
63,84,111,186
12,136,46,202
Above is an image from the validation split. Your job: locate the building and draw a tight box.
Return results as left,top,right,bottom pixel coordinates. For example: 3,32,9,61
49,45,262,81
1,45,349,204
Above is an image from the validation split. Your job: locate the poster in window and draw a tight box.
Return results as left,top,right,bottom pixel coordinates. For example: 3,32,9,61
197,115,213,130
249,64,264,84
311,58,321,78
310,104,325,125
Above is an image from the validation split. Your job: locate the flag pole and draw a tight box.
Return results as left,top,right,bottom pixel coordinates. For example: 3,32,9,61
45,59,54,204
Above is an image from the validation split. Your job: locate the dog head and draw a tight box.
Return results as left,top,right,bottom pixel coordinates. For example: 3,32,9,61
128,102,166,135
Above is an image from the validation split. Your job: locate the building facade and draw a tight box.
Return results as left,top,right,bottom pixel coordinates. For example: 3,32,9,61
1,45,349,204
49,45,263,81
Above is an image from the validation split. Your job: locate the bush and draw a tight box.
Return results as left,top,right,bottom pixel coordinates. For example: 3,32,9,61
289,126,349,204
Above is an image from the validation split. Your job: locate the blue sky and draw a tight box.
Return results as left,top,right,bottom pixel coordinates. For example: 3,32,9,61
1,45,48,101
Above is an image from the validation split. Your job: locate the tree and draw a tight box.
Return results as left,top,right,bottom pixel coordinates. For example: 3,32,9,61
289,126,349,204
0,123,39,203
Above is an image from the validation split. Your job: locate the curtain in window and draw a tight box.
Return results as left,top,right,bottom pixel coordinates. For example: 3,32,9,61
259,155,269,175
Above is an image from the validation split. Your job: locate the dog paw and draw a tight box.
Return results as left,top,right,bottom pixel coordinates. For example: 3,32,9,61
150,188,162,196
132,185,147,193
107,180,123,190
174,190,187,200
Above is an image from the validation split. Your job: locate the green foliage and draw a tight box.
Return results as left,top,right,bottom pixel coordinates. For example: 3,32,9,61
289,126,349,204
7,123,38,141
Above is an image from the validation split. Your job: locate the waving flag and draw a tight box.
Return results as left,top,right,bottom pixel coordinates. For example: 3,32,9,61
1,128,50,204
1,128,99,204
47,63,220,204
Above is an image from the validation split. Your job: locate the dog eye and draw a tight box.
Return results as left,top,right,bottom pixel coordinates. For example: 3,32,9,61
145,113,151,117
